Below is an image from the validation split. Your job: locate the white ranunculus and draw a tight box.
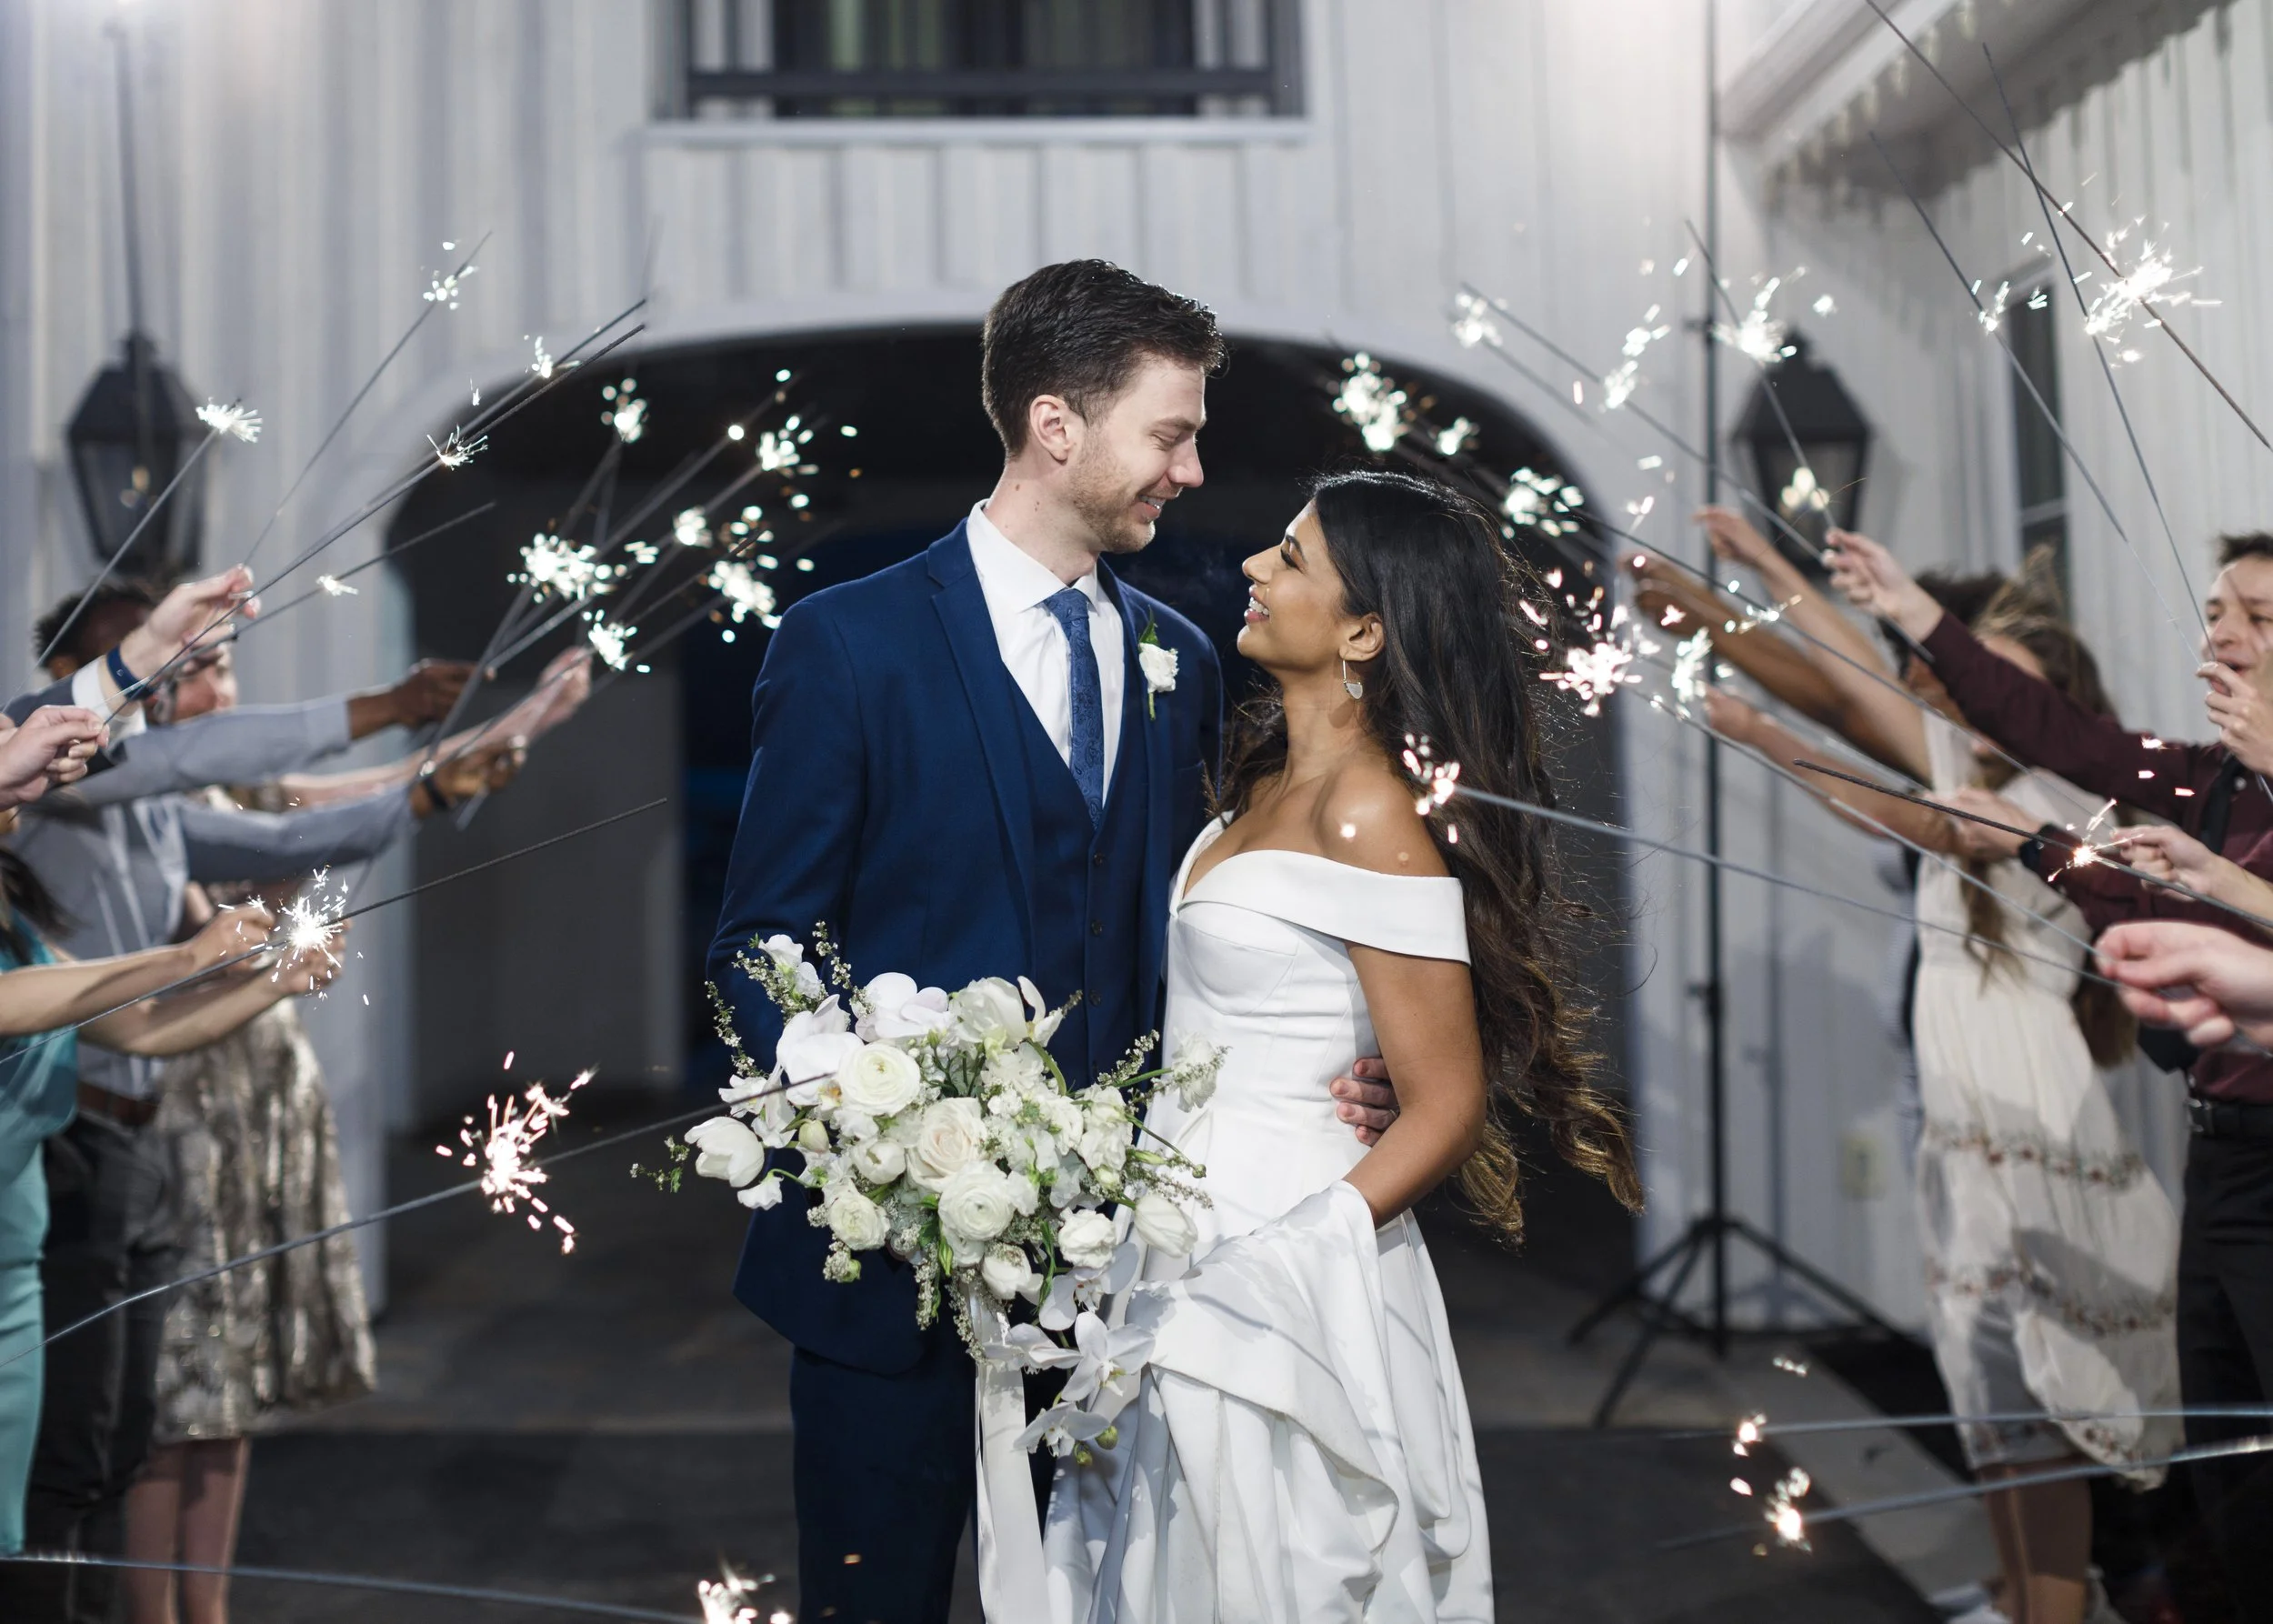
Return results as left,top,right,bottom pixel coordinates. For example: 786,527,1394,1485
938,1163,1018,1248
906,1098,987,1190
824,1186,889,1251
1078,1118,1129,1174
1057,1208,1118,1270
1131,1191,1197,1256
951,977,1026,1048
836,1041,924,1118
686,1117,767,1188
739,1174,785,1210
980,1243,1037,1300
759,934,825,1000
1136,640,1179,695
847,1137,906,1184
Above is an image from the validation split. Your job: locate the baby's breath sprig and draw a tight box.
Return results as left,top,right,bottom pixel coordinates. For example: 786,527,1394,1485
628,1136,692,1193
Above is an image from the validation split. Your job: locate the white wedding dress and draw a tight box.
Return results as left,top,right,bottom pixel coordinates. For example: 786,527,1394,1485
1036,819,1492,1622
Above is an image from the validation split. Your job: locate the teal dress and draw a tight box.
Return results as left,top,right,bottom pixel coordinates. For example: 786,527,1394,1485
0,934,78,1556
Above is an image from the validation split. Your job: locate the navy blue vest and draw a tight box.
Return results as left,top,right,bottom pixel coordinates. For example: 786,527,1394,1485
1012,686,1149,1086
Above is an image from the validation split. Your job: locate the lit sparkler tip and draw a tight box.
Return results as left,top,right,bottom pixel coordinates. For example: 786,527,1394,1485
1433,416,1477,456
424,261,479,309
708,559,779,628
586,616,637,671
1333,353,1411,453
527,334,555,378
428,426,488,470
315,575,358,597
196,400,263,443
601,376,647,443
514,532,617,602
696,1562,767,1624
1449,289,1502,350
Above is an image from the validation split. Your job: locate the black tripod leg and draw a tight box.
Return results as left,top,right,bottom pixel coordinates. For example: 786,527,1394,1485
1590,1229,1707,1429
1726,1218,1919,1344
1568,1220,1703,1347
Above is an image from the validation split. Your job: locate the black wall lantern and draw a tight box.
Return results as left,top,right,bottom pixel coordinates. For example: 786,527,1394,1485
64,20,204,579
1734,333,1869,573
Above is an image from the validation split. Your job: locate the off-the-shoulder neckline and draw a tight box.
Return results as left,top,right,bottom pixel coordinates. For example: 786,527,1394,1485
1177,845,1459,908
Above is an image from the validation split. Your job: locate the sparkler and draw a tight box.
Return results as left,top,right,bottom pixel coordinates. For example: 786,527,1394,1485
514,532,617,602
1433,416,1477,456
2079,227,2199,360
697,1565,776,1624
528,333,556,378
445,1068,594,1253
1333,353,1410,453
1761,1466,1812,1549
1501,466,1586,536
423,256,478,309
1669,628,1713,713
601,376,647,442
673,507,713,548
273,869,348,981
1602,306,1672,411
426,425,488,469
1711,277,1796,367
1450,289,1501,350
195,399,262,442
706,559,780,629
586,616,636,671
315,574,355,597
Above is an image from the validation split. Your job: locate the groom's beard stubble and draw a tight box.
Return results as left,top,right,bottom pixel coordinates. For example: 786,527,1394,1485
1066,439,1157,557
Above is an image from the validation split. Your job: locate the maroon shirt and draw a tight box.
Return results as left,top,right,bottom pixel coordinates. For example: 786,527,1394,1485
1920,611,2273,1102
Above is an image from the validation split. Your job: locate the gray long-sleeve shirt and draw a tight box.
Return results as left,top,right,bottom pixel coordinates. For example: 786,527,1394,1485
7,698,413,1099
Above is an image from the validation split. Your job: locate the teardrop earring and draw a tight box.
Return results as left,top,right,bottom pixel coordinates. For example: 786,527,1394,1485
1342,659,1365,701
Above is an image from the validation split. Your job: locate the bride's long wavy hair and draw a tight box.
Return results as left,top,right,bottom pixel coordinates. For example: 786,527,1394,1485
1215,468,1642,1242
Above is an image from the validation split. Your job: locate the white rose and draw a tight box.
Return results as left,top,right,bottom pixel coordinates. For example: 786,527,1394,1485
951,977,1026,1048
836,1042,925,1118
1078,1118,1128,1174
847,1137,906,1185
1057,1208,1118,1269
938,1163,1019,1248
686,1117,767,1188
1137,640,1178,694
1131,1191,1197,1256
906,1098,987,1190
981,1243,1036,1300
824,1187,889,1250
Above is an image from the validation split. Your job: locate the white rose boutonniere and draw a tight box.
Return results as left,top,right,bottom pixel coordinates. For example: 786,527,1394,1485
1136,617,1177,719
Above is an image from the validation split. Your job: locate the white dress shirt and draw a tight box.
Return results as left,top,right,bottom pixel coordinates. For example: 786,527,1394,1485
965,501,1126,792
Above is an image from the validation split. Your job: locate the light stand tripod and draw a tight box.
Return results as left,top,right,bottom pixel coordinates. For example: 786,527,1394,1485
1566,0,1912,1428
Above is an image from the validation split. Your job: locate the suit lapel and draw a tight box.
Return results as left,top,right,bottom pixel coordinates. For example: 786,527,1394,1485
929,528,1037,961
1102,567,1173,1006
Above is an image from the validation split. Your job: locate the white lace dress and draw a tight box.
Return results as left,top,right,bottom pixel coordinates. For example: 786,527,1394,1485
1039,822,1491,1622
1914,717,2180,1475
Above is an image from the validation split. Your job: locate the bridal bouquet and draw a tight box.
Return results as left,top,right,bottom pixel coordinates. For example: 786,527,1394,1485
686,930,1221,1451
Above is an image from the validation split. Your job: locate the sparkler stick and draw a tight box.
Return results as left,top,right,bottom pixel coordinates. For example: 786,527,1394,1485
1661,1429,2273,1551
1789,758,2273,933
35,416,233,670
1664,1403,2273,1443
1446,783,2144,991
245,502,497,622
1681,221,1823,505
0,1553,695,1622
1867,134,2197,658
238,235,491,567
1858,0,2271,454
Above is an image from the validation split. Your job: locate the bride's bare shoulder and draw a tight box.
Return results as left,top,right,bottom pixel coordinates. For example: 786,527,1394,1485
1309,761,1448,879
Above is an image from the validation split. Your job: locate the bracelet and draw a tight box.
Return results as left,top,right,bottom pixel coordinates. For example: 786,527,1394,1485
105,645,142,697
2017,824,2061,876
416,762,456,814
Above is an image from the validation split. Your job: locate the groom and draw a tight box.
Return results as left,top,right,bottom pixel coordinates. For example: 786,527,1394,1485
708,260,1395,1622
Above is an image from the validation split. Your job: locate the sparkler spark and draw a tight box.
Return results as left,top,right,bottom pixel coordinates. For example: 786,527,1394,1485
1434,416,1478,456
1670,628,1714,712
195,400,263,443
1501,466,1587,537
527,334,555,378
1713,277,1796,366
514,532,616,602
586,616,636,671
1603,306,1672,412
1450,289,1503,350
2085,227,2200,359
1734,1412,1765,1457
315,575,357,597
427,426,488,470
424,259,478,309
1812,295,1837,316
1400,737,1461,817
707,559,780,628
673,507,713,549
445,1068,594,1253
600,377,647,443
696,1563,773,1624
753,428,801,473
271,869,348,981
1334,353,1410,453
1763,1467,1811,1549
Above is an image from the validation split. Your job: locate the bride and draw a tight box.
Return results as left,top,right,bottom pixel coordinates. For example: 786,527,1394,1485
1031,468,1643,1620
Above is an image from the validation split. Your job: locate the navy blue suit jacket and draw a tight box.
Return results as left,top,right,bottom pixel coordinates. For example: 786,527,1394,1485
706,523,1223,1373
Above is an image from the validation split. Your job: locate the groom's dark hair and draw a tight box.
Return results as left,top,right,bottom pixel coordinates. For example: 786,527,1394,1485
982,260,1225,455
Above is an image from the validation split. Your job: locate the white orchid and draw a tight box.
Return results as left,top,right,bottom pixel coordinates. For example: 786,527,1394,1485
1015,1401,1114,1458
1060,1310,1156,1421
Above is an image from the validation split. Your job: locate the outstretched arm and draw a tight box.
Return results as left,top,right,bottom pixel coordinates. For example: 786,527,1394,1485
0,907,275,1038
1706,691,1955,852
84,931,343,1056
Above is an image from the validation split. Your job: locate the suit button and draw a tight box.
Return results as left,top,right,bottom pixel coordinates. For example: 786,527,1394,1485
1093,852,1107,868
1090,919,1105,936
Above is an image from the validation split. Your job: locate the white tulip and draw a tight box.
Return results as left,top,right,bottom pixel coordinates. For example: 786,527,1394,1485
797,1119,831,1155
1131,1191,1197,1256
685,1117,767,1188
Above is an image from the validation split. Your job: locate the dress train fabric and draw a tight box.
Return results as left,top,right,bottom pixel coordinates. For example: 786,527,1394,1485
1022,824,1491,1622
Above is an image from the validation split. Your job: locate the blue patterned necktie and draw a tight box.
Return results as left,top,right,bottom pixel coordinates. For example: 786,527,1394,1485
1046,586,1105,826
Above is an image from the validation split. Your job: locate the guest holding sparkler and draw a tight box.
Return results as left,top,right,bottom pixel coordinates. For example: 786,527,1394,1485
1691,513,2178,1624
1835,527,2273,1616
0,586,516,1624
116,642,582,1624
0,835,339,1565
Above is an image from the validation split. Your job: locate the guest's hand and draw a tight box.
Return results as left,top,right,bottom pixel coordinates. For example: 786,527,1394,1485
1824,529,1942,642
352,659,476,737
276,918,349,996
2098,920,2273,1048
0,707,109,806
1703,690,1759,744
2201,664,2273,775
188,902,276,977
118,566,258,680
1694,506,1777,572
416,737,526,814
1938,787,2034,861
1332,1057,1399,1147
509,647,593,739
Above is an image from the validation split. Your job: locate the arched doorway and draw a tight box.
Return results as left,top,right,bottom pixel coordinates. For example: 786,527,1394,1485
384,326,1627,1178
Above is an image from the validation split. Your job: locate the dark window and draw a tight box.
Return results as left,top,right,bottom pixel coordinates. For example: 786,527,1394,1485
679,0,1300,117
2007,282,2068,602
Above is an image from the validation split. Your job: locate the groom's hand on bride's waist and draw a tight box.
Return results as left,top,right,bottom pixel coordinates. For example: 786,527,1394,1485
1332,1058,1399,1146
